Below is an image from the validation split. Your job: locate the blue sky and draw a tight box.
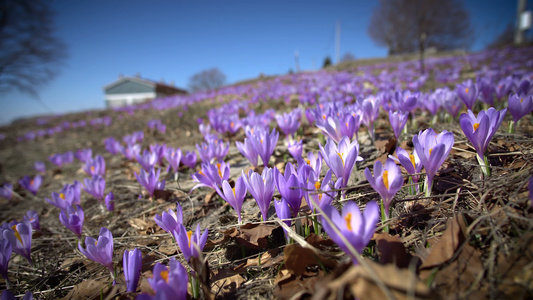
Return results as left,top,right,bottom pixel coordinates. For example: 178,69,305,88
0,0,526,124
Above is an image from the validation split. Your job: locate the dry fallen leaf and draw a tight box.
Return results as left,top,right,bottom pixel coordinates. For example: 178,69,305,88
374,232,419,269
284,243,337,277
312,260,435,300
223,222,278,249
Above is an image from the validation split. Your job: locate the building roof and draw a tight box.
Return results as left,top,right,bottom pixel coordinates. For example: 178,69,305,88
103,75,187,95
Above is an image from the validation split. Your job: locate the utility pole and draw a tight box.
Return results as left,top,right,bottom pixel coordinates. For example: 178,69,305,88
515,0,527,45
335,21,341,64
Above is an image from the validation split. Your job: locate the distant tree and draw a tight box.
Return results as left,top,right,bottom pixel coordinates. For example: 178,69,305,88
0,0,68,96
188,68,226,92
340,52,356,62
368,0,472,73
487,23,515,49
322,56,332,68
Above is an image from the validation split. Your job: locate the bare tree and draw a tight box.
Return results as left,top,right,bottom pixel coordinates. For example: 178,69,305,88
340,52,356,62
0,0,68,96
368,0,472,73
188,68,226,92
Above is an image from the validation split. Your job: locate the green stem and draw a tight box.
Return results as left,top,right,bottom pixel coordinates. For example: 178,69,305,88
477,154,491,177
508,120,515,134
380,200,389,233
424,175,432,197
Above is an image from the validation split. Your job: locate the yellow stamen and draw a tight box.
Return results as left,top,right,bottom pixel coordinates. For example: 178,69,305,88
59,193,66,200
217,163,222,178
95,241,98,246
160,270,169,283
90,166,95,173
11,225,22,244
260,139,263,144
429,148,433,156
520,98,524,103
322,114,326,120
230,122,234,128
409,154,416,169
473,123,480,132
232,187,236,196
314,181,321,190
383,170,389,190
465,87,469,94
344,213,353,231
187,230,193,247
30,179,34,186
306,159,311,165
337,152,345,166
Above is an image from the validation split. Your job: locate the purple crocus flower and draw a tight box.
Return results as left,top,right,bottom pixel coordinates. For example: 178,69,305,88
0,237,12,288
275,110,300,138
123,248,142,293
105,192,115,212
0,183,13,201
190,161,230,191
181,150,197,169
388,110,409,142
242,168,275,221
274,163,303,217
196,139,229,163
3,219,33,265
321,201,379,265
75,148,93,163
59,205,84,239
149,144,167,166
287,139,303,160
19,175,42,195
364,158,404,218
360,96,381,141
61,181,81,206
456,80,479,110
49,153,65,168
46,190,75,210
459,108,507,159
391,147,423,187
34,161,46,173
412,128,454,196
248,127,279,167
145,258,188,300
104,137,122,155
120,144,141,160
164,147,182,173
1,290,33,300
274,198,292,243
154,202,183,234
459,108,507,176
298,151,322,176
78,227,114,276
303,170,340,213
236,138,259,167
123,131,144,146
136,150,158,172
23,211,40,231
214,177,247,223
173,223,208,263
508,93,533,124
319,136,363,189
83,175,106,201
478,78,495,105
83,155,106,177
315,115,343,142
135,167,164,199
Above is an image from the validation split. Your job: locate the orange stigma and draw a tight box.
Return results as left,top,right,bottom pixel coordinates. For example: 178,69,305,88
187,230,193,247
11,225,22,244
465,87,469,94
409,154,416,169
60,193,66,200
344,213,353,231
160,270,169,283
473,123,480,132
383,170,389,189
